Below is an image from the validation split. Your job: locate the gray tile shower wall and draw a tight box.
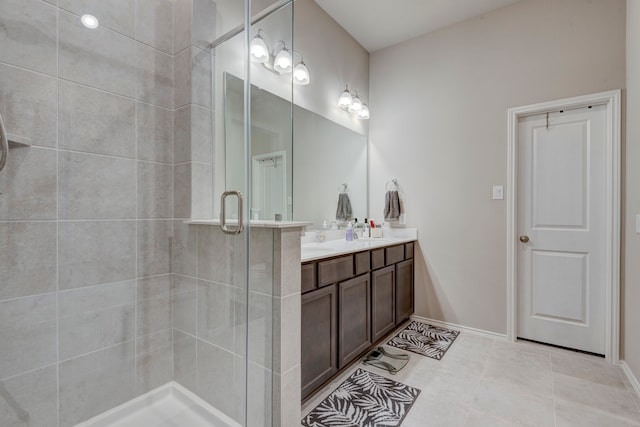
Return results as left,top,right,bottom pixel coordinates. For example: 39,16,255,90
173,0,215,219
171,224,276,423
170,223,304,426
0,0,221,425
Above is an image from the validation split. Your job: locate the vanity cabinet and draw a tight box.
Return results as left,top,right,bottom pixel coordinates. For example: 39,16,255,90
301,284,338,399
371,265,396,342
300,241,415,401
338,274,371,369
396,259,414,324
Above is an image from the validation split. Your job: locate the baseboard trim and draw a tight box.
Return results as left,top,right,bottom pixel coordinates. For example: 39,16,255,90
620,361,640,398
410,315,508,341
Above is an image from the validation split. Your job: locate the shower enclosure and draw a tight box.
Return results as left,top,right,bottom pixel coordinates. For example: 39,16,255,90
0,0,296,425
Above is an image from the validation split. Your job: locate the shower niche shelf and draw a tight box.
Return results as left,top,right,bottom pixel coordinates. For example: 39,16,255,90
7,134,31,148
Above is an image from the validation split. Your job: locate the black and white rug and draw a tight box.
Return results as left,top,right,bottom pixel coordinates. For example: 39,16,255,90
386,321,459,360
301,368,421,427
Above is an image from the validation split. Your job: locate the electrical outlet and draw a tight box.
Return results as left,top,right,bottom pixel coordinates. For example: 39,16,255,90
492,185,504,200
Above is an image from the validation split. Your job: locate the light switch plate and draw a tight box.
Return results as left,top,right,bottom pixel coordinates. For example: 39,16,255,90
492,185,504,200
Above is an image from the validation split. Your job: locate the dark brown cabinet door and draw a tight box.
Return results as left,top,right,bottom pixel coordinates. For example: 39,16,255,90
338,274,371,369
371,265,395,342
301,284,337,400
396,259,414,324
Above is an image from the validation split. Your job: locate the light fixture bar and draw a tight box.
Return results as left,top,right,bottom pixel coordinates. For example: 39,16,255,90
250,30,310,85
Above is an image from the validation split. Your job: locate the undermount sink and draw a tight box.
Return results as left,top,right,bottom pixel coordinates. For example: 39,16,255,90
301,246,334,253
302,243,334,250
302,239,393,253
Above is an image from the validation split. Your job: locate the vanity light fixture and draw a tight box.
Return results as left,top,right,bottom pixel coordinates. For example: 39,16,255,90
338,85,369,120
249,29,269,63
338,86,353,108
273,44,292,73
348,93,363,113
250,30,310,85
358,104,370,120
293,60,310,85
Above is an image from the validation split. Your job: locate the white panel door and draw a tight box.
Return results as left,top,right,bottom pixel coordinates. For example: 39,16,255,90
517,105,607,354
252,152,287,220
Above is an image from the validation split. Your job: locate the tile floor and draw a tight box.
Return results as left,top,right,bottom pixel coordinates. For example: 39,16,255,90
301,331,640,426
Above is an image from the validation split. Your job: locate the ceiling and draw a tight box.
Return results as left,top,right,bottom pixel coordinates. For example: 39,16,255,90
313,0,522,52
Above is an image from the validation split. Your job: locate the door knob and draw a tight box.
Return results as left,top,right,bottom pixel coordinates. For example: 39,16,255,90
519,235,530,243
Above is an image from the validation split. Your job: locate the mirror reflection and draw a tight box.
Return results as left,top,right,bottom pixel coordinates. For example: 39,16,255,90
224,72,367,227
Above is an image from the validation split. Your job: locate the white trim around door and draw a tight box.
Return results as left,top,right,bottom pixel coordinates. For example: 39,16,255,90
506,90,621,364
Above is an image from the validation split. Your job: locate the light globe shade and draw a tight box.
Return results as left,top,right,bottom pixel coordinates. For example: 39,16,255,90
348,95,363,113
293,61,310,85
273,48,292,74
358,104,370,120
81,14,99,29
250,34,269,63
338,88,352,109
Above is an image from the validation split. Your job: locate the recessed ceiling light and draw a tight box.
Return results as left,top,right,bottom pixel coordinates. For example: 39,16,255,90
81,14,99,30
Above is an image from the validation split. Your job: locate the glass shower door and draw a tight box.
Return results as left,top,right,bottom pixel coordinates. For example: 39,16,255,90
211,1,294,425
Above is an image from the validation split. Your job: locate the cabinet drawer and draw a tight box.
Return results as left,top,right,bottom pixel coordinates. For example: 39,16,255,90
371,249,385,270
385,245,405,266
301,263,317,293
405,242,414,259
318,255,354,287
355,251,370,276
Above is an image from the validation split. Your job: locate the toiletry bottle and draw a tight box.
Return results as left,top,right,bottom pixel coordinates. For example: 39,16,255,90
363,218,370,238
345,221,353,241
318,220,327,242
353,218,361,239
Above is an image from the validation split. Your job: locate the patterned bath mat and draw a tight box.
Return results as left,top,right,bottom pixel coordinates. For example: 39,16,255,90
386,321,459,360
301,368,420,427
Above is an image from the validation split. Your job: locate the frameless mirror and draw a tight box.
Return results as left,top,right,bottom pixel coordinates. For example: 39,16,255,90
224,72,367,227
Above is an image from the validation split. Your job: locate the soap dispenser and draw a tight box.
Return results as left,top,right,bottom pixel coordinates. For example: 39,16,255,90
345,221,353,241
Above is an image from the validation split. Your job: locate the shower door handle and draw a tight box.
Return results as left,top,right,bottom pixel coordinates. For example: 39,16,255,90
0,112,8,174
220,191,244,235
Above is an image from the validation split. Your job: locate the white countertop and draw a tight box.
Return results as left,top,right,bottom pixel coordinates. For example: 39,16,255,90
301,228,418,262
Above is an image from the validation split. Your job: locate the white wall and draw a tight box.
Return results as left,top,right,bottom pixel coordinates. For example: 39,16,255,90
293,0,369,136
625,0,640,381
369,0,626,333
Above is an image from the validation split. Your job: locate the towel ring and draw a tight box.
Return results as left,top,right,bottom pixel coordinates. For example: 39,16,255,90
339,183,349,193
386,179,399,191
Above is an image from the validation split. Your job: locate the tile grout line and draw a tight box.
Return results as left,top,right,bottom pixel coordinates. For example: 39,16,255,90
170,0,176,383
55,4,60,426
195,224,200,394
133,0,139,399
0,62,175,112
